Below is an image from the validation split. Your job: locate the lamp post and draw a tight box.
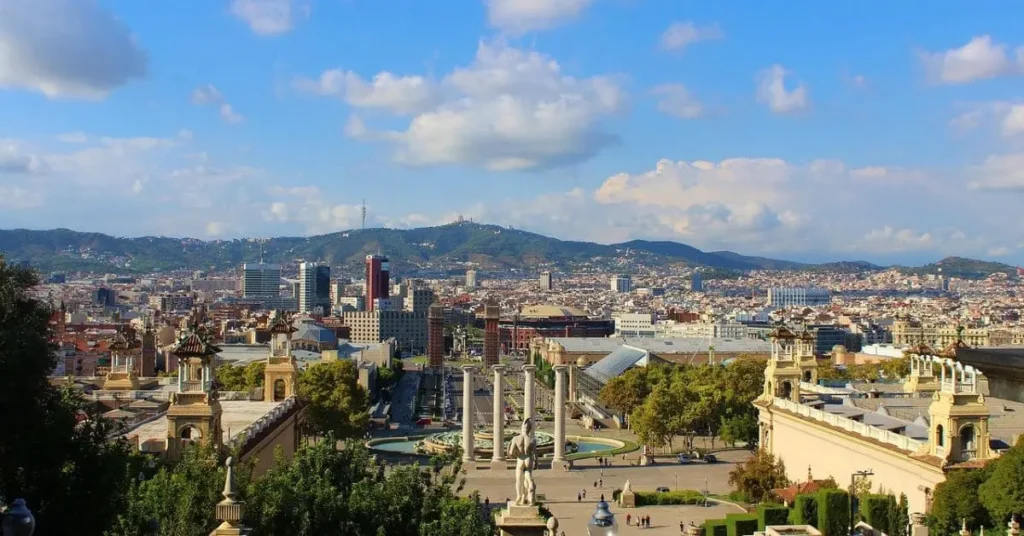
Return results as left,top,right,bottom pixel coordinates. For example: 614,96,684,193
674,472,679,490
850,469,874,534
1,499,35,536
588,499,618,536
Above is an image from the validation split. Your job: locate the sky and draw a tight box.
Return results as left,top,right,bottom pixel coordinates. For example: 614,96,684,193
1,0,1024,265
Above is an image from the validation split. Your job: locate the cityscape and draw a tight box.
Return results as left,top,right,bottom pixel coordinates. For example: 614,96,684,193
2,2,1024,536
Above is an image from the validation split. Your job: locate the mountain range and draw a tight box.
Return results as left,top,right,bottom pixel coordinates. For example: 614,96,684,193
0,223,1017,279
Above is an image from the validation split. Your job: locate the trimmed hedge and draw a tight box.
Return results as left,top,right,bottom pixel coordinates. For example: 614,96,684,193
816,489,850,536
861,494,895,534
635,489,706,506
726,513,759,536
758,505,790,530
791,494,818,526
704,519,728,536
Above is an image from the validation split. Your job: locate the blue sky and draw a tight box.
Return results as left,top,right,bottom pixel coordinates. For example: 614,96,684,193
1,0,1024,264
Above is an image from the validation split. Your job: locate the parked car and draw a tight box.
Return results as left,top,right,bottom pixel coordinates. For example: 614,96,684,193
677,454,691,464
655,486,671,493
704,454,718,463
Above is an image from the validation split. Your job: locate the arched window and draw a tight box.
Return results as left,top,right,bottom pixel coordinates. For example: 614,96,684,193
936,424,944,446
781,381,793,399
273,378,287,401
803,370,812,382
180,425,202,442
960,424,976,459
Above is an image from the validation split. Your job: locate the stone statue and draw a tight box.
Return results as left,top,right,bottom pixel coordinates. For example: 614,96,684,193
508,418,537,506
623,480,632,494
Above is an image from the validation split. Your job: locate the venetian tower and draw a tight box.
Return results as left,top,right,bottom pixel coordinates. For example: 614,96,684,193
263,317,299,402
166,325,223,461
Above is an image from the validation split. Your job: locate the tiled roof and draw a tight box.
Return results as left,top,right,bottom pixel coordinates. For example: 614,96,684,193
771,327,798,339
173,332,222,357
269,317,297,334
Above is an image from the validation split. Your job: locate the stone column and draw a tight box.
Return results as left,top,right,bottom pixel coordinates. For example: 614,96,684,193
522,364,536,440
552,365,567,469
462,365,475,463
492,364,506,469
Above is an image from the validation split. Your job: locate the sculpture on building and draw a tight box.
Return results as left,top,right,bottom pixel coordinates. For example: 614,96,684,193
508,418,537,506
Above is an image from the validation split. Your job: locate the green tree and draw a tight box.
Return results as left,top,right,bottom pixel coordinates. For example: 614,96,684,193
630,385,675,449
243,361,266,389
0,258,135,535
880,357,910,380
599,368,650,423
929,467,993,535
978,439,1024,525
728,450,789,503
720,413,759,448
298,360,370,439
217,363,247,391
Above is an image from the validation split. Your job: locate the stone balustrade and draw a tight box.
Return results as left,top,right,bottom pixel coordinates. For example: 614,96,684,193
771,397,924,452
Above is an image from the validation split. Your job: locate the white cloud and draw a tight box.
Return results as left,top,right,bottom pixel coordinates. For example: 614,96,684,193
988,246,1011,257
263,185,364,233
650,84,704,119
0,142,46,174
0,186,43,209
485,0,594,34
295,70,439,115
756,65,809,114
659,21,724,52
920,35,1023,84
307,40,625,171
969,153,1024,191
854,226,935,253
56,132,89,144
191,84,245,124
1001,105,1024,137
230,0,303,36
0,0,147,99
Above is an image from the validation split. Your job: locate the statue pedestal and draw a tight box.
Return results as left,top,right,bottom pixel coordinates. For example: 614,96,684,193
495,503,549,536
620,490,637,508
549,459,568,472
491,459,509,471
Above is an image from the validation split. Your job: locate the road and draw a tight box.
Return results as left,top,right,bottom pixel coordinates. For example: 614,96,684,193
390,370,420,427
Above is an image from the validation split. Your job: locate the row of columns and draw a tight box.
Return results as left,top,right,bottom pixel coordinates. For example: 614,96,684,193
460,363,568,469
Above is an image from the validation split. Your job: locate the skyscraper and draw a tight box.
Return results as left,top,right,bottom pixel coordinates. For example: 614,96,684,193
365,254,390,312
242,263,281,299
610,274,632,293
691,272,703,292
539,271,553,291
299,261,331,314
465,269,478,289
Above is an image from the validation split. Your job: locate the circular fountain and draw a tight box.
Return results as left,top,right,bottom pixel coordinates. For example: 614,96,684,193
369,428,625,458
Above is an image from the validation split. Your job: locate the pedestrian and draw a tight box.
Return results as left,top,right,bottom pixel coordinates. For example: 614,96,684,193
599,478,603,487
627,513,632,526
649,515,653,528
577,492,581,502
600,468,604,477
680,521,685,532
593,480,597,488
582,489,587,499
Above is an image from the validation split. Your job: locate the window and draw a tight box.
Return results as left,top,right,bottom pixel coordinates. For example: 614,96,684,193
936,424,944,446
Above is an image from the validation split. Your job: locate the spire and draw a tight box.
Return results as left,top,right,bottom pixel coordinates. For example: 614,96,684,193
807,465,813,482
211,457,247,535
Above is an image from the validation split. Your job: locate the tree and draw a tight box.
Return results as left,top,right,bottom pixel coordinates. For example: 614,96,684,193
243,361,266,389
880,357,910,380
728,450,789,503
720,413,759,448
978,439,1024,525
216,363,247,391
629,385,675,449
298,360,370,439
599,368,650,424
929,467,993,535
0,258,135,535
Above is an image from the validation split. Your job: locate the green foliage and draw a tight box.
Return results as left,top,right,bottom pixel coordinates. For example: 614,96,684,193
979,441,1024,525
929,467,993,535
720,413,759,448
792,494,818,527
860,494,892,532
704,518,728,536
298,360,370,439
728,450,789,503
0,258,136,535
890,494,909,536
634,489,706,506
725,513,759,536
816,489,850,536
216,361,266,392
758,505,791,530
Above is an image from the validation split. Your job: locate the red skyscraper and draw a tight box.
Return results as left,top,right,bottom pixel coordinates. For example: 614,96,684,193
428,302,444,370
365,254,390,311
483,299,501,367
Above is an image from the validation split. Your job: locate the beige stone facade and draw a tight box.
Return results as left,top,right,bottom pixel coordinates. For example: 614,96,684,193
892,320,1017,348
343,310,427,353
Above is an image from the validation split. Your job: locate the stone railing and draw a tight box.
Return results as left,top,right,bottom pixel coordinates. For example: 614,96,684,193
799,381,851,395
230,396,301,452
771,397,924,452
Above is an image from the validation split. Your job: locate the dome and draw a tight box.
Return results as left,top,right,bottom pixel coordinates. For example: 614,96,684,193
519,304,589,319
576,356,588,368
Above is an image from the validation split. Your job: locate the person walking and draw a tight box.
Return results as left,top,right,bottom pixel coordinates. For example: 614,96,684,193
577,492,581,503
626,513,632,526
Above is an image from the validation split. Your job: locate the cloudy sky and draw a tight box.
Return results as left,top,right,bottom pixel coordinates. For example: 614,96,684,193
1,0,1023,265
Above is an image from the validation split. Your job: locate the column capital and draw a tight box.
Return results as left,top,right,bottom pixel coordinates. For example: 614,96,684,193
552,364,568,372
492,364,506,373
461,364,477,374
522,364,537,373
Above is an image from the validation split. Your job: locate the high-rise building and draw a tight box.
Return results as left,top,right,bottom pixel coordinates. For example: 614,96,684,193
299,262,331,314
94,287,117,307
483,299,500,367
539,272,553,291
691,272,703,292
428,302,444,370
242,263,282,299
610,274,632,293
767,287,831,308
405,288,434,315
465,269,478,289
365,255,390,311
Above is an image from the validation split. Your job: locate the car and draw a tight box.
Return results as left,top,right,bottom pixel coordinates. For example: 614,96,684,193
704,454,718,463
655,486,671,493
677,454,691,464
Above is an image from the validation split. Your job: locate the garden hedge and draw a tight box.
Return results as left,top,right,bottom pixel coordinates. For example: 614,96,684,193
758,505,791,530
861,494,895,534
791,494,818,526
635,489,706,506
816,489,850,536
704,518,728,536
726,513,759,536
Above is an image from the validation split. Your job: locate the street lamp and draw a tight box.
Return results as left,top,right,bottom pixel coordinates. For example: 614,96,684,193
850,470,874,534
674,472,679,490
1,499,35,536
587,499,618,536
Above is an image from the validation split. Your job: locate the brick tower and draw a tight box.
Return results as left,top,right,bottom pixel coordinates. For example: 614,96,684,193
428,302,444,370
483,298,500,367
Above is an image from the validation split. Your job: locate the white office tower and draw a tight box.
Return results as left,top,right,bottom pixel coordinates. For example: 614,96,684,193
465,269,478,289
539,271,553,290
298,261,331,314
611,274,632,293
242,263,282,299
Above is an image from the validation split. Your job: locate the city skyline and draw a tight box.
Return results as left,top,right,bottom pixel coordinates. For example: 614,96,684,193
1,1,1024,264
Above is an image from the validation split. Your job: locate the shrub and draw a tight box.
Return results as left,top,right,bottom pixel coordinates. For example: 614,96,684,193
635,489,706,506
611,488,622,502
704,518,728,536
792,494,818,526
861,494,892,532
727,490,754,504
816,489,850,536
726,513,759,536
758,505,791,530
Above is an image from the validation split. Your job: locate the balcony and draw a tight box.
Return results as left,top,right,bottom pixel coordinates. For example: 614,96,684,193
952,449,977,463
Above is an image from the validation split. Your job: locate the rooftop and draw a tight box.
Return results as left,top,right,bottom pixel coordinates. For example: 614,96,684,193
127,400,285,450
